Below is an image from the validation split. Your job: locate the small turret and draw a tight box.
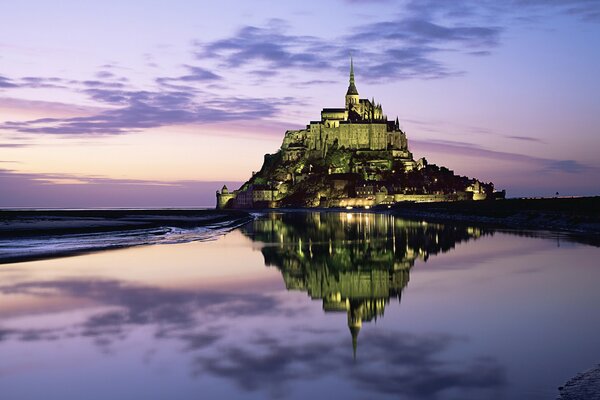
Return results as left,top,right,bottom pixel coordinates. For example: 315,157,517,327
216,184,235,209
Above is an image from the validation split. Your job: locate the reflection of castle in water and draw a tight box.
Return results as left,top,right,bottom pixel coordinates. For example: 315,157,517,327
242,212,486,356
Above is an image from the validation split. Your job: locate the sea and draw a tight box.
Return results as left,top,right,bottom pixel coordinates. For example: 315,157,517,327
0,211,598,399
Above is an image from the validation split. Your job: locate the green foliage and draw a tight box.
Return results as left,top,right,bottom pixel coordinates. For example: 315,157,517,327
252,176,268,185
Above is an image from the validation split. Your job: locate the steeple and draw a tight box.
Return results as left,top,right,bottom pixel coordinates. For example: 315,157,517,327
346,57,359,96
345,56,359,109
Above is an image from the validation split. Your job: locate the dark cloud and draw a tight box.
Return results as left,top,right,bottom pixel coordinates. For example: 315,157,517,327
195,338,338,397
81,80,126,89
1,86,293,135
0,279,283,340
544,159,589,173
0,61,293,136
194,12,502,82
350,18,501,47
348,330,506,397
291,79,337,87
194,1,598,83
0,75,18,88
18,76,66,89
506,135,545,143
180,331,223,351
193,330,506,398
197,21,334,72
156,65,222,87
95,70,115,79
513,0,600,22
0,327,61,343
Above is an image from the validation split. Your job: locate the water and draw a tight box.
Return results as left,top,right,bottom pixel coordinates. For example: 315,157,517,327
0,211,598,399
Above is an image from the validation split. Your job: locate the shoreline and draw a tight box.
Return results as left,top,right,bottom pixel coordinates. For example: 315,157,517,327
0,209,252,264
384,197,600,245
0,209,251,237
253,197,600,245
2,198,598,264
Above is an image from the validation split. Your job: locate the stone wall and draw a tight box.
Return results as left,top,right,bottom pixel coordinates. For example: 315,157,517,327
304,122,390,152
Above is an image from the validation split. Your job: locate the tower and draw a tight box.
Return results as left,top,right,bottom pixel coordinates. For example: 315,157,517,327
345,57,359,109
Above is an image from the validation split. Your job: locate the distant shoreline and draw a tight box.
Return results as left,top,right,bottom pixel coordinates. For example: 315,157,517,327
384,197,600,237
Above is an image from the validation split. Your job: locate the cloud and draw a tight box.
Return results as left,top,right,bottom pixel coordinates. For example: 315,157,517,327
194,15,501,82
513,0,600,22
411,138,593,174
506,135,545,143
0,279,284,334
350,18,501,47
19,76,67,89
156,65,222,87
1,1,596,138
197,20,334,72
0,75,18,88
0,60,297,136
193,329,506,398
193,0,598,83
0,87,295,135
95,70,115,79
544,159,589,173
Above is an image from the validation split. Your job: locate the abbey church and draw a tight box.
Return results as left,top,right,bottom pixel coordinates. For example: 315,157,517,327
218,59,502,209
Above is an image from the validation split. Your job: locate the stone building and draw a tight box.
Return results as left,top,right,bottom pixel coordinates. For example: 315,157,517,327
280,58,412,164
217,59,500,209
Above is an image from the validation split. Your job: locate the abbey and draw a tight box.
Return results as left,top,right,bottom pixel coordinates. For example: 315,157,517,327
217,59,501,209
282,58,413,165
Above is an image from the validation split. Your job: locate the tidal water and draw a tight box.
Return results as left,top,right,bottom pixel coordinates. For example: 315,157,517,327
0,211,599,400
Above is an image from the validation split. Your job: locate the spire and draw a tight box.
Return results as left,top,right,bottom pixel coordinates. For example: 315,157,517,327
346,56,359,96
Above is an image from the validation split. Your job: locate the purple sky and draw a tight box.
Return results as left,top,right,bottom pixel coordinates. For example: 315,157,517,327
1,0,599,207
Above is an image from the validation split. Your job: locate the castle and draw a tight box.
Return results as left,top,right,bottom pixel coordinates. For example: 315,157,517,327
217,59,500,209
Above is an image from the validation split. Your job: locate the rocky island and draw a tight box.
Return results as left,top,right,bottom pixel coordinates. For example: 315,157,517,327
217,59,504,209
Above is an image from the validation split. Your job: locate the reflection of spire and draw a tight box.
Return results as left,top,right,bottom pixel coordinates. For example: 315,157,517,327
350,324,360,361
241,212,487,361
348,299,363,360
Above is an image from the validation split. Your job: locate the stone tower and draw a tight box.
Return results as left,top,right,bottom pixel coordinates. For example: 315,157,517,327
345,57,359,109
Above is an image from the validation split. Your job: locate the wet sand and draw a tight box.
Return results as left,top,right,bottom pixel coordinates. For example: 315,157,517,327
0,209,252,263
0,209,251,237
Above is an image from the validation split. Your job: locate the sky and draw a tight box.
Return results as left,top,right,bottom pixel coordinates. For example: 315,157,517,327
1,0,599,207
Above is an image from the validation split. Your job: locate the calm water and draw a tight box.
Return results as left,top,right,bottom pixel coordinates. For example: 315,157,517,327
1,212,599,400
